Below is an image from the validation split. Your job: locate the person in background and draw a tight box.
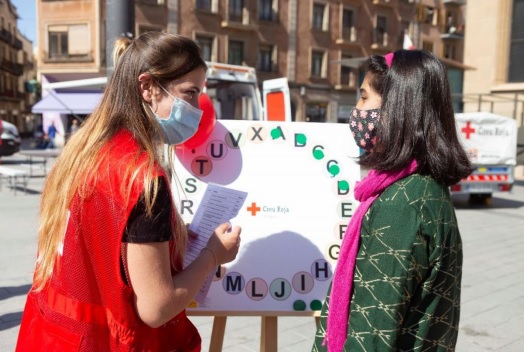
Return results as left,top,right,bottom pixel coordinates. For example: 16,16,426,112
70,118,79,134
313,50,473,351
16,32,241,351
66,118,80,144
46,121,57,149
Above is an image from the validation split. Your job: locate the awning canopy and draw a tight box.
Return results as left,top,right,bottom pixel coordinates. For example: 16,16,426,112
32,92,103,114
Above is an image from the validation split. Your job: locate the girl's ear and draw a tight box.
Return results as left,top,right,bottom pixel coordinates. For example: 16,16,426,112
138,73,153,103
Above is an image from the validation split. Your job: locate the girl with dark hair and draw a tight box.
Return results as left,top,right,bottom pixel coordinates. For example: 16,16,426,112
313,50,472,352
16,32,241,351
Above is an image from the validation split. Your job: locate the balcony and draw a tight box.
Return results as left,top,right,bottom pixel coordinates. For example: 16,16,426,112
221,12,257,31
371,31,389,50
221,7,257,31
0,59,24,76
0,28,13,44
441,24,465,40
43,51,94,63
13,38,23,50
335,70,357,91
0,90,24,101
372,0,396,7
336,27,359,46
135,0,165,5
443,0,466,6
221,21,257,31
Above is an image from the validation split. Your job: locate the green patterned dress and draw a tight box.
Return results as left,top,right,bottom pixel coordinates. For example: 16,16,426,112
313,174,462,351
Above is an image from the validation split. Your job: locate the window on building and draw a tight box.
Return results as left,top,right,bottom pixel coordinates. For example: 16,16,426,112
5,73,11,90
416,5,438,26
342,8,354,40
196,35,214,61
375,15,387,46
229,0,244,22
196,0,212,11
311,50,326,77
306,102,327,122
312,3,328,31
259,0,276,21
196,0,218,12
228,40,244,65
444,43,455,60
399,20,410,46
509,0,524,82
49,30,68,58
422,41,433,53
48,24,90,60
258,44,274,72
424,7,435,24
340,54,353,86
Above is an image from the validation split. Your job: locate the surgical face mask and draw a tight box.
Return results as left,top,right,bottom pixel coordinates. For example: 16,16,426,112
152,86,203,145
349,107,380,151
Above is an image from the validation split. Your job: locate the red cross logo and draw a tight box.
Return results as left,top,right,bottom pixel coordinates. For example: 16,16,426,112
247,202,261,216
461,121,476,139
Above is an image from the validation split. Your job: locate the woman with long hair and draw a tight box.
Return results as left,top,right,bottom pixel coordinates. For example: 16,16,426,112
16,32,241,351
313,50,472,351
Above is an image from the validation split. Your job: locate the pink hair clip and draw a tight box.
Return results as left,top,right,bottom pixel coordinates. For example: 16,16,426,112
384,52,394,68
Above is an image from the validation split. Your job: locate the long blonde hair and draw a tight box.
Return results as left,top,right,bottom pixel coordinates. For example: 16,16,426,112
34,32,207,290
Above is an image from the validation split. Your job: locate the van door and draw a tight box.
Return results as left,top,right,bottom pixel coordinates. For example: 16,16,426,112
262,78,292,122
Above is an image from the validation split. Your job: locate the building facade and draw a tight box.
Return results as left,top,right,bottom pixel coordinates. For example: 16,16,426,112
0,0,26,130
36,0,102,79
18,31,36,135
462,0,524,133
36,0,467,123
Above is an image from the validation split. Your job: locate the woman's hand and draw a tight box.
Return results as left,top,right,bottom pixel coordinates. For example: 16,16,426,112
204,222,241,265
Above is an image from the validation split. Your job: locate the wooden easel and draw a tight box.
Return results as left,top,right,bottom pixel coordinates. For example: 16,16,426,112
187,311,321,352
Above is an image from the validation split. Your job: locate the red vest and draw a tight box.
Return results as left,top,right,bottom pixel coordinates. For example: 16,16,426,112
16,130,201,352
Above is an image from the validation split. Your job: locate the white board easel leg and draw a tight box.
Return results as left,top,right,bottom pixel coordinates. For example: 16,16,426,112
260,316,277,352
209,316,227,352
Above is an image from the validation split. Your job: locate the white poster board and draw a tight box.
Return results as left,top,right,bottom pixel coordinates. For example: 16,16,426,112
172,120,360,312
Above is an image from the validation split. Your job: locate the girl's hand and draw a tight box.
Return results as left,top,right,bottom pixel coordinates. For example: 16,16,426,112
205,222,241,265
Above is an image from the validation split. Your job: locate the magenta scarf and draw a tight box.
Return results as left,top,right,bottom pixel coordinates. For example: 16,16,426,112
326,159,418,352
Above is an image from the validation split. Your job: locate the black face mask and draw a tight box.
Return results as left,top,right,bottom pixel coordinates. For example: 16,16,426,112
349,107,381,151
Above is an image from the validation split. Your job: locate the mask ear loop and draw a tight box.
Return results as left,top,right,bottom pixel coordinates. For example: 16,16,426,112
159,84,176,100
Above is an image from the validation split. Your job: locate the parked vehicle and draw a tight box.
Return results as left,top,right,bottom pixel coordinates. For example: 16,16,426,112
452,112,517,205
0,120,21,157
38,62,292,130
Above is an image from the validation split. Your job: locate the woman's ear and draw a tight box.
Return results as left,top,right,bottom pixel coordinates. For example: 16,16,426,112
138,73,153,103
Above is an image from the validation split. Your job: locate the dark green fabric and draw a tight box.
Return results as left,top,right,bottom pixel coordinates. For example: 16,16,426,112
313,174,462,351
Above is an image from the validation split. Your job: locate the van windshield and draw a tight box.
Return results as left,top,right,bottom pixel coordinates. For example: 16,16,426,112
205,79,261,121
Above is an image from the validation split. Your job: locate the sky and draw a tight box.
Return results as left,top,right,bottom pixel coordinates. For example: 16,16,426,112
11,0,37,44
